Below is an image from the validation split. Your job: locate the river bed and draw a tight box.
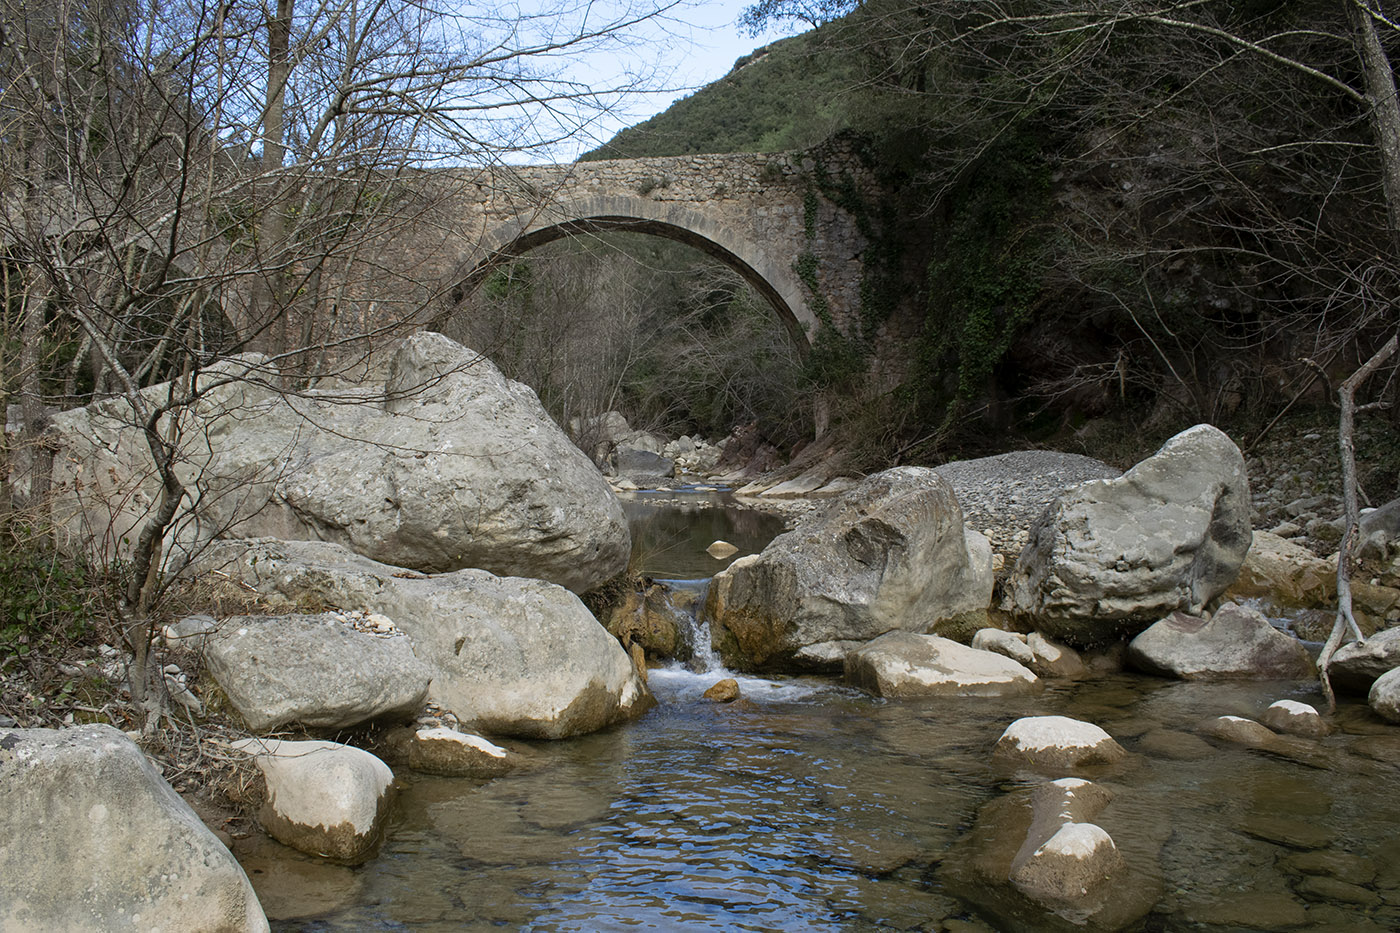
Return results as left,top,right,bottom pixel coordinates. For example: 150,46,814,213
241,490,1400,932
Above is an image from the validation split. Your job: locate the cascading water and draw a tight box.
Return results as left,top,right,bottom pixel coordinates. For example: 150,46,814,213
655,578,722,672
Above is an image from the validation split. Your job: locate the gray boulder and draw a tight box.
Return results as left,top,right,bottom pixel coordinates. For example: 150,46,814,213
1369,667,1400,724
44,334,629,593
1327,627,1400,694
206,539,653,739
234,738,393,863
705,467,995,671
1127,603,1315,680
1,725,269,932
973,629,1087,679
1261,700,1330,738
844,632,1039,698
1005,424,1252,646
203,612,431,732
612,448,675,485
1359,498,1400,562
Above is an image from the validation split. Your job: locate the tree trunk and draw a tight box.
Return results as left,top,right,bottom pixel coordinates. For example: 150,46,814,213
255,0,293,353
1347,0,1400,252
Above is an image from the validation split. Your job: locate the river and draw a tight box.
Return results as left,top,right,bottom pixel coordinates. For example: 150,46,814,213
242,489,1400,932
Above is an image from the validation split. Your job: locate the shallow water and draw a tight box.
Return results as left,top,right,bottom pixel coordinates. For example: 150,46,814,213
245,494,1400,932
619,487,787,578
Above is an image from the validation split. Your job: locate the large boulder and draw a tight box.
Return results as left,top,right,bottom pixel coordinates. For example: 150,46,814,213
1369,667,1400,723
1005,424,1253,646
705,467,995,671
42,334,629,593
205,539,653,739
1,725,269,932
844,632,1039,698
203,612,431,732
233,738,393,863
1226,530,1336,608
1327,627,1400,694
1126,603,1315,680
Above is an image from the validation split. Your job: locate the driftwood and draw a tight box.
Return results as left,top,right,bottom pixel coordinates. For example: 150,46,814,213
1319,334,1399,711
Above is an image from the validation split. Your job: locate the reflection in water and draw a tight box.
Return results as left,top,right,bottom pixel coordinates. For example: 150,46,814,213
252,493,1400,931
260,674,1400,932
620,490,787,579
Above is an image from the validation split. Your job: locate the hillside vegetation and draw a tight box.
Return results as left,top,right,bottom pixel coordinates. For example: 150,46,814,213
581,30,857,160
574,0,1400,490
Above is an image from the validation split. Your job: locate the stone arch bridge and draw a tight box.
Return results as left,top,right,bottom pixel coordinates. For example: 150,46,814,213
389,144,879,345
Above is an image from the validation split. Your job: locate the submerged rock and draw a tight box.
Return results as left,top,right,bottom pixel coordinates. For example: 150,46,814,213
1005,425,1252,646
942,777,1158,932
1127,603,1314,680
234,738,394,863
844,632,1039,698
706,467,994,671
1,725,269,932
203,612,431,732
206,539,653,739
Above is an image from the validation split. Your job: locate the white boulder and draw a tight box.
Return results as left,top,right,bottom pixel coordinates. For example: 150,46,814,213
234,738,394,863
1,725,269,932
992,716,1128,773
844,632,1039,698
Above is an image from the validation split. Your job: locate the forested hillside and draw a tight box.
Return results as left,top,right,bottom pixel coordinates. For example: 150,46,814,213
575,0,1400,488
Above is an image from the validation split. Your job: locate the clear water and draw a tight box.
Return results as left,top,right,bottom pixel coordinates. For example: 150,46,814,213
242,495,1400,932
619,487,787,579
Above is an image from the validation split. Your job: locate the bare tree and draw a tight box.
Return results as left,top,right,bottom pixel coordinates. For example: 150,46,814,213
0,0,683,726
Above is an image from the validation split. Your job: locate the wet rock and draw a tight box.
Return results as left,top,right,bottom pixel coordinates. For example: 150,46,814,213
1294,875,1381,906
706,540,739,559
383,726,516,778
703,678,740,703
1226,530,1335,607
1261,699,1331,737
1281,849,1378,885
1238,813,1334,850
1198,715,1277,747
1368,667,1400,723
1330,627,1400,694
1136,729,1215,760
1182,889,1308,929
1126,603,1314,680
1,725,269,932
992,716,1128,774
206,539,653,739
1005,425,1252,647
203,612,430,732
234,738,394,863
707,468,994,671
942,778,1156,932
844,632,1039,698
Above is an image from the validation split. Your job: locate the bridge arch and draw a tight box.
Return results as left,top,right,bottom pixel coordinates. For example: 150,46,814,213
450,196,817,346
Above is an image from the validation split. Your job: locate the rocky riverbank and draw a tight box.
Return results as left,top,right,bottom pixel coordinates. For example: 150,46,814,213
5,334,1400,931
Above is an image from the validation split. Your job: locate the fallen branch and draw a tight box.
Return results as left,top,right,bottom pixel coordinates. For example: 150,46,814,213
1319,332,1399,711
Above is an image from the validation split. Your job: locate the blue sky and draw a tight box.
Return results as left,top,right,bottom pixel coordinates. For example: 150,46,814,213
540,0,791,161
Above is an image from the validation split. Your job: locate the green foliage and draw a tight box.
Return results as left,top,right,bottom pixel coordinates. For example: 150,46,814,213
0,537,97,657
580,29,858,160
905,130,1052,437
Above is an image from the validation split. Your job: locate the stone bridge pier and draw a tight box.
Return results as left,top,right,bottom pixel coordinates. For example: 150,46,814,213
384,143,879,347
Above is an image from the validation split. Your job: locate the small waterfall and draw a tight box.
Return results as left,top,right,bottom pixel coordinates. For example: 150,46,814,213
658,578,725,673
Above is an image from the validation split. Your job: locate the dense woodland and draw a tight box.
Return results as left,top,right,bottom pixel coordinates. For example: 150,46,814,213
508,1,1400,482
